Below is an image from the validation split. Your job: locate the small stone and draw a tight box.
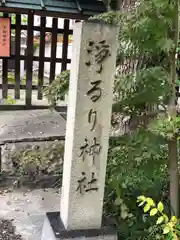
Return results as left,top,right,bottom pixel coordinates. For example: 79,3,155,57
42,197,44,200
0,218,23,239
13,180,20,188
3,188,12,194
14,208,20,212
6,201,11,206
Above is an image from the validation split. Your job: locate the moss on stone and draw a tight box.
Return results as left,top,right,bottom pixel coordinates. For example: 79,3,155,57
8,140,64,179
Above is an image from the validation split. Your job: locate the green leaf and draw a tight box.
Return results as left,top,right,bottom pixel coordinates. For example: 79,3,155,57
176,79,180,86
159,38,174,52
120,211,128,220
143,204,150,213
170,216,177,224
137,195,146,202
163,214,169,223
150,208,158,216
114,197,122,206
157,202,164,212
163,226,170,234
156,216,164,225
138,201,145,207
146,197,155,207
128,213,133,218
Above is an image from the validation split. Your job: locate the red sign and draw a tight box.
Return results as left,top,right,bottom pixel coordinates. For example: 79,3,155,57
0,18,10,57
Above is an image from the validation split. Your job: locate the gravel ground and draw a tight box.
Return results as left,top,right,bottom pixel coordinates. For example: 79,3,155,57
0,187,60,240
0,219,23,240
0,110,64,239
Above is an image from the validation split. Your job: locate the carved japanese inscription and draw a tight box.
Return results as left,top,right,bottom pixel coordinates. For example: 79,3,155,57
76,38,111,196
76,172,98,195
85,40,111,73
87,80,102,102
88,109,97,131
79,137,101,165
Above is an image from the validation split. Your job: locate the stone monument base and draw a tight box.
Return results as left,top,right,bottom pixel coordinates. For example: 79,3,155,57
41,212,117,240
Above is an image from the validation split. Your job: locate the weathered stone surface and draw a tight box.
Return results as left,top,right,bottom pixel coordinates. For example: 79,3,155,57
60,21,117,230
0,110,66,143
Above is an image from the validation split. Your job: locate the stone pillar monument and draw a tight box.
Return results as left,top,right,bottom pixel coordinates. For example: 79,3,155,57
41,20,117,240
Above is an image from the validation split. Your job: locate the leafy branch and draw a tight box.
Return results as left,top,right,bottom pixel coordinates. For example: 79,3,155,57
137,196,180,239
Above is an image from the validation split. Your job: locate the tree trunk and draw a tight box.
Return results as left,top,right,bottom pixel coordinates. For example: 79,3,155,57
168,139,179,216
109,0,122,10
168,0,179,217
116,0,122,9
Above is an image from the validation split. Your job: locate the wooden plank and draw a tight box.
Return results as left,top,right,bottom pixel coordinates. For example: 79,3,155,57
49,18,58,83
2,59,8,99
0,83,41,90
0,104,67,112
0,147,1,172
15,14,21,99
11,23,73,34
26,11,33,107
61,19,69,72
10,55,71,63
2,13,9,99
38,16,46,100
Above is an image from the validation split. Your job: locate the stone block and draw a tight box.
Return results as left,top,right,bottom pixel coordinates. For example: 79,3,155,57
1,140,64,173
41,212,117,240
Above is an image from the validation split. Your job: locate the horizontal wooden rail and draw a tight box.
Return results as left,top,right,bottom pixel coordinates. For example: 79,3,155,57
9,55,71,63
11,24,73,35
0,104,67,112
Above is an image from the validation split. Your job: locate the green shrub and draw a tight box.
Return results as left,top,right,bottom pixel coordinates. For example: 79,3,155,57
43,70,70,107
104,130,169,239
9,140,64,179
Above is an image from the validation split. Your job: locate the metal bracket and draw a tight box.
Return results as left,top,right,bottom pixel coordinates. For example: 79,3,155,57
1,0,6,6
40,0,46,10
76,0,82,12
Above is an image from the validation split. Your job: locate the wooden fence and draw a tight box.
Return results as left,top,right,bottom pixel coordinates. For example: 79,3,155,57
0,12,73,111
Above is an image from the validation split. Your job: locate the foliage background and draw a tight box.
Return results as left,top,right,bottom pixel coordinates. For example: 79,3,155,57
43,0,180,238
